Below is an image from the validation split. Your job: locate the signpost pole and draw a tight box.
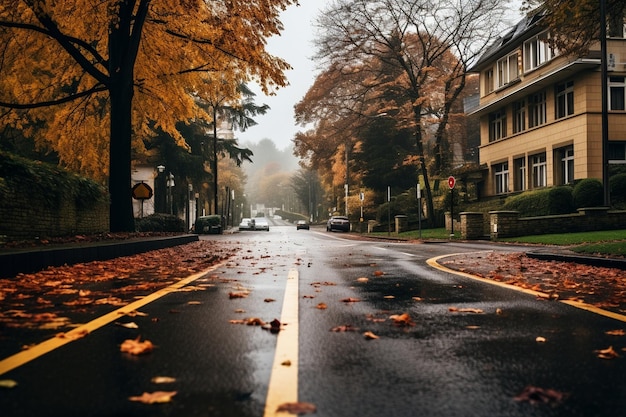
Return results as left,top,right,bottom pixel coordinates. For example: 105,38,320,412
447,176,455,239
417,183,422,240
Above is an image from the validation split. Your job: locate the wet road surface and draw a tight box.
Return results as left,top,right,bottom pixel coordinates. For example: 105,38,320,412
1,221,626,416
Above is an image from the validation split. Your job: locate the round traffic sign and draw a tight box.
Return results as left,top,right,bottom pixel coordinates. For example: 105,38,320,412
447,176,456,189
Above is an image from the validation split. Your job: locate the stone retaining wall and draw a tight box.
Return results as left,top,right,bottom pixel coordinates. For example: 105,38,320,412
459,208,626,240
0,189,109,240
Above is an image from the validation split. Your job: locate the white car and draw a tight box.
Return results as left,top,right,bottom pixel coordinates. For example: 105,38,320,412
254,217,270,231
239,218,253,231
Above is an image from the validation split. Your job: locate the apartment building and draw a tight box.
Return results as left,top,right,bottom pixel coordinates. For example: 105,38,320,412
469,11,626,198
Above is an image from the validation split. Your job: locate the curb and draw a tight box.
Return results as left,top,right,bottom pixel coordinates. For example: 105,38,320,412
1,234,199,278
526,251,626,270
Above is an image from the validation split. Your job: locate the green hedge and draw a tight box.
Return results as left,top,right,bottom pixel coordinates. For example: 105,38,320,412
573,178,603,208
610,173,626,206
502,186,575,217
135,213,185,232
0,150,107,208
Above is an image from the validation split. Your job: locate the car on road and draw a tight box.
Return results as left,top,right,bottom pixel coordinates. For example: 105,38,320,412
194,215,222,234
296,220,310,230
327,216,350,232
254,217,270,231
239,218,254,231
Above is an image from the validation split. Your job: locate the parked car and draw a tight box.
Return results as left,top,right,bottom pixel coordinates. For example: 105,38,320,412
296,220,310,230
194,215,222,234
255,217,270,231
327,216,350,232
239,218,254,231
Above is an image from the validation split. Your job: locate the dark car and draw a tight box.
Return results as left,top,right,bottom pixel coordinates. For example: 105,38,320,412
327,216,350,232
194,215,222,234
296,220,310,230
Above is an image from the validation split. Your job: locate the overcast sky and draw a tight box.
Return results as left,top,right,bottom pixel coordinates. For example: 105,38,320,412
237,1,329,152
237,1,523,152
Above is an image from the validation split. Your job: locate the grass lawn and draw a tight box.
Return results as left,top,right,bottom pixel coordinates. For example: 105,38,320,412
500,230,626,257
366,228,626,257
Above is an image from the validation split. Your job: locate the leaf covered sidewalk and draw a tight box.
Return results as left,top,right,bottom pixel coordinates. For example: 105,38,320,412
440,251,626,315
0,240,239,357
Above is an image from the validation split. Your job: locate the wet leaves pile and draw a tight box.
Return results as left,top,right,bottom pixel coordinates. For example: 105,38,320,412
441,252,626,314
0,240,238,334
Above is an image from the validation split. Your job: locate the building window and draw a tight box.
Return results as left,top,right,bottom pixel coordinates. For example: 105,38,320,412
489,109,507,142
513,100,526,133
555,81,574,119
514,157,526,191
609,76,626,111
497,52,520,88
484,68,494,94
555,146,574,185
608,142,626,163
528,91,546,128
523,32,555,72
531,153,547,188
608,16,626,38
494,162,509,194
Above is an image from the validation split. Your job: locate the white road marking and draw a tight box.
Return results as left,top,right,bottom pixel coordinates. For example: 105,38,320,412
264,268,299,416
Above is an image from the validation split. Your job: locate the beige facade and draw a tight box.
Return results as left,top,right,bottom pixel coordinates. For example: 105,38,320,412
470,14,626,198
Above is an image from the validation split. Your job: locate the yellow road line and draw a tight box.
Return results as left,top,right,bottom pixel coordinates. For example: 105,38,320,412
264,268,299,417
428,254,626,323
0,262,225,376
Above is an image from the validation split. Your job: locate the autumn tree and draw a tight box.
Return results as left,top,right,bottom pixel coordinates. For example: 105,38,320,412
522,0,626,56
196,83,268,216
301,0,508,225
293,62,373,215
291,168,324,221
0,0,296,232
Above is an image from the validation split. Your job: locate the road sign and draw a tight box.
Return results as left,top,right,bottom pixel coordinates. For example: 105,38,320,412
132,182,153,200
447,176,456,189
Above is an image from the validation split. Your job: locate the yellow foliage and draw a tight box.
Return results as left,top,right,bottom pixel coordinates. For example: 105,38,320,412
0,0,297,180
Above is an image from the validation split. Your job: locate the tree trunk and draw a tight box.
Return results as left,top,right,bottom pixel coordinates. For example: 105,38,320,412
107,0,142,233
109,83,135,232
413,106,435,228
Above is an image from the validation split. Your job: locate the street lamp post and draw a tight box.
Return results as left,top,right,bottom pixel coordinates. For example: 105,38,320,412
156,165,166,213
166,172,175,215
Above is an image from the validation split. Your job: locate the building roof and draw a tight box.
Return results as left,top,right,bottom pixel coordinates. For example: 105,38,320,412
469,10,546,72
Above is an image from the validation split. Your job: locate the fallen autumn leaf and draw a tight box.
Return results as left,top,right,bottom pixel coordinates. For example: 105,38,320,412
595,345,620,359
276,401,317,414
129,391,177,404
514,385,565,405
120,336,154,355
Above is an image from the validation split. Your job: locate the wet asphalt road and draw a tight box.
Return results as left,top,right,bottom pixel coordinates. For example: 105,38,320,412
1,221,626,417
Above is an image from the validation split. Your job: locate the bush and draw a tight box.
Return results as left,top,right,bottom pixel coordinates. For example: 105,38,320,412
502,189,551,217
547,186,575,214
135,213,185,232
573,178,603,208
610,173,626,206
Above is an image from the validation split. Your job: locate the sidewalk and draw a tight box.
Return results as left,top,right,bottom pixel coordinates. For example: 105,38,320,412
0,234,199,278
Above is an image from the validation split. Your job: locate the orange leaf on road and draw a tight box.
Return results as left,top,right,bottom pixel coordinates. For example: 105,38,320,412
595,345,620,359
129,391,177,404
276,401,317,414
363,331,379,340
389,313,415,327
120,336,154,355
